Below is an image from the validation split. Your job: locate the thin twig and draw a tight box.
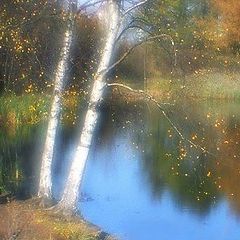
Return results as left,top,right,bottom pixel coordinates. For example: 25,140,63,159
107,82,213,156
77,0,105,14
115,23,177,68
122,0,149,17
102,34,176,75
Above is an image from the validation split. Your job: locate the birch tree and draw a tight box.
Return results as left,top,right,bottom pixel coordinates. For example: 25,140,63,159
38,0,77,202
56,0,150,214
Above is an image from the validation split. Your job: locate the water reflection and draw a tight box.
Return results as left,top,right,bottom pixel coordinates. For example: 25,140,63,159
0,124,44,198
1,100,240,239
80,101,240,240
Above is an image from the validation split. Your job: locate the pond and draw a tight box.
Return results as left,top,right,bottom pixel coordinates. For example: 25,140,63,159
1,100,240,239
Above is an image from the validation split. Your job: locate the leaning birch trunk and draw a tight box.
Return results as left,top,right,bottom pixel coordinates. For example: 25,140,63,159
57,0,120,212
38,8,75,200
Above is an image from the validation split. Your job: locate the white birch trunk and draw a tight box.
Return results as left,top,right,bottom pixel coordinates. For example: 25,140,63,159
38,14,75,200
57,0,120,211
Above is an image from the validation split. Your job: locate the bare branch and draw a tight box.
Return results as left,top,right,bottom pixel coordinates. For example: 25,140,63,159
115,17,177,68
107,82,213,156
122,0,148,17
77,0,105,14
103,34,176,75
115,19,136,42
116,16,155,43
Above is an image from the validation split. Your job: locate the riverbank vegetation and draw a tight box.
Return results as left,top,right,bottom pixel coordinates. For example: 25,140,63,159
0,91,81,128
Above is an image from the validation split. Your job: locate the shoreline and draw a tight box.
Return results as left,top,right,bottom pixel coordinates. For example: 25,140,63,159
0,198,115,240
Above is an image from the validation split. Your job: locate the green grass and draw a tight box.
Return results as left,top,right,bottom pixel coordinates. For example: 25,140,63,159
0,94,51,126
147,71,240,101
0,92,82,128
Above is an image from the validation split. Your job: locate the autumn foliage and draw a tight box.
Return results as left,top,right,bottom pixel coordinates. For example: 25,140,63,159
212,0,240,53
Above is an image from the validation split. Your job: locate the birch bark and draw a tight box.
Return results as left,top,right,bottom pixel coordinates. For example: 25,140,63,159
38,2,76,200
57,0,120,211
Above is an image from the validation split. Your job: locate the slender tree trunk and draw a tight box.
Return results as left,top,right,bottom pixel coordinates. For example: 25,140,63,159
38,3,76,200
57,0,120,212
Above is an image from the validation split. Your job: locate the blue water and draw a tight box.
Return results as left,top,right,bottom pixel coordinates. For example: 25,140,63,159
80,133,240,240
50,102,240,240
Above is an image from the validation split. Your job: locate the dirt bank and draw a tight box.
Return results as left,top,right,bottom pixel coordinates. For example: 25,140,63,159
0,199,114,240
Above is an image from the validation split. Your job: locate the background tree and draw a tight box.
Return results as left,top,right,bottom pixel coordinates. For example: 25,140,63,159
38,0,77,202
0,0,65,93
0,0,101,94
212,0,240,55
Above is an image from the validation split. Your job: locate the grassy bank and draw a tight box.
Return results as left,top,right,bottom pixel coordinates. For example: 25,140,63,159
0,92,81,128
1,71,240,129
147,71,240,101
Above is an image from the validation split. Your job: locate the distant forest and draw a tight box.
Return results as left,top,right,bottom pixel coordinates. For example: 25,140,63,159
1,0,240,93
